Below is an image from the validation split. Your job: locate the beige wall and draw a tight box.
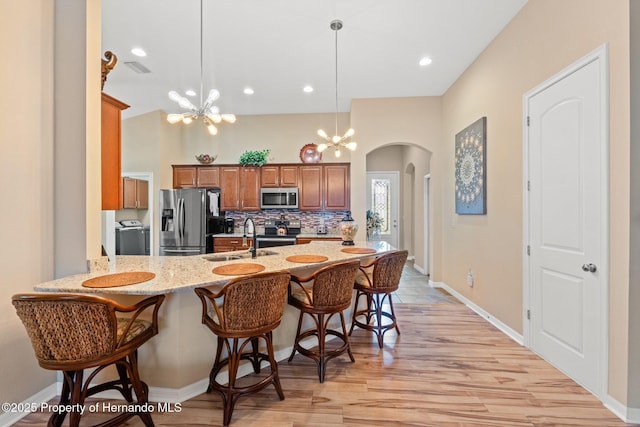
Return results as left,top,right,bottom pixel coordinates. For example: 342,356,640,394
0,0,57,403
441,0,631,404
159,112,352,165
351,97,442,278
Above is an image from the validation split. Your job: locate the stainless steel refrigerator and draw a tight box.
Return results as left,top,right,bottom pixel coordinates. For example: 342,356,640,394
159,188,223,256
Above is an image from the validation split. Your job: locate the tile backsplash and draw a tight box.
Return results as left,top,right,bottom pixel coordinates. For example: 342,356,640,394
224,210,349,234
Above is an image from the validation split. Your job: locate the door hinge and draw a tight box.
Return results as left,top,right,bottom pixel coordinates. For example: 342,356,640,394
526,245,530,256
527,181,530,191
527,116,530,126
527,309,531,320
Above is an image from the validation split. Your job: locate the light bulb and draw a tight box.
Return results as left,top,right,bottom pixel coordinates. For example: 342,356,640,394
178,98,194,110
221,114,236,123
344,128,355,138
334,148,342,158
182,116,193,124
332,135,341,143
205,89,220,105
167,113,183,124
207,124,218,135
207,114,222,123
317,129,329,140
168,91,182,102
317,143,328,152
346,141,357,151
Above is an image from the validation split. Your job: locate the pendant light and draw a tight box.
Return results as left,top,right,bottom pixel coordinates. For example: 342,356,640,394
316,19,356,157
166,0,235,135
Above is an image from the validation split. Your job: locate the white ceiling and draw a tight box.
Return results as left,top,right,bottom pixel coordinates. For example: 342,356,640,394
102,0,527,119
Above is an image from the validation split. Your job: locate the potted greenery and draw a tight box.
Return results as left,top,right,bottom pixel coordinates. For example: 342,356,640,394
239,149,270,167
366,209,383,240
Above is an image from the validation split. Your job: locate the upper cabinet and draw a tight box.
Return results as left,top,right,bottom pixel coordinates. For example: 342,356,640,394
101,93,129,210
171,162,349,212
220,166,261,211
122,177,148,209
260,165,298,187
172,165,220,188
299,164,350,211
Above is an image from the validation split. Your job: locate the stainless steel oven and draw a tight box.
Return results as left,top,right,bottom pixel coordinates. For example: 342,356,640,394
256,236,297,248
256,219,301,248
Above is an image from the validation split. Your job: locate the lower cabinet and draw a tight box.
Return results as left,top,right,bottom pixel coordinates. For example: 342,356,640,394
213,236,246,253
296,237,342,244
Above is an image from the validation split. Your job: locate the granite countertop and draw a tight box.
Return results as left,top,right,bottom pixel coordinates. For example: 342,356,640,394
34,240,392,296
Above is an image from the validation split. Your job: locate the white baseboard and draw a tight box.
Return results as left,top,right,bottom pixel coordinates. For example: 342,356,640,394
0,383,58,426
428,279,523,345
603,394,640,424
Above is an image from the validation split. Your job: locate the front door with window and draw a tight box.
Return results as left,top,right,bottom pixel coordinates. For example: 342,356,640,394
366,172,399,248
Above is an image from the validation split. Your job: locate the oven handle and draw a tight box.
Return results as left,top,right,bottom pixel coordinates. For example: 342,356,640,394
256,237,297,243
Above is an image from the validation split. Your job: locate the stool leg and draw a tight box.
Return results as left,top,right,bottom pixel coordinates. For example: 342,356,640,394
349,290,362,335
266,331,285,401
317,313,326,383
223,338,241,427
388,293,401,335
288,310,304,362
207,336,225,393
68,370,83,427
340,312,355,362
48,371,73,427
250,337,261,373
128,350,154,427
374,293,384,348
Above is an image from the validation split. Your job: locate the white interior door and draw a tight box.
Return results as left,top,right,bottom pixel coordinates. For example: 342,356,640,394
366,172,399,248
524,47,608,395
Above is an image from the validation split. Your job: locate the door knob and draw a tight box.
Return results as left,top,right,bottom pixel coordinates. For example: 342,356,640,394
581,263,597,273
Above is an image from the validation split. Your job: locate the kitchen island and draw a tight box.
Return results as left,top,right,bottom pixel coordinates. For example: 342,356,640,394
33,240,392,401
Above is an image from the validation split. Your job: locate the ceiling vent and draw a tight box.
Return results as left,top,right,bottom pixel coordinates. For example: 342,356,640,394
124,61,151,74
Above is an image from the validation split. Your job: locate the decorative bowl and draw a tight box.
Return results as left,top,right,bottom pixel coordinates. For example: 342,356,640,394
195,154,217,164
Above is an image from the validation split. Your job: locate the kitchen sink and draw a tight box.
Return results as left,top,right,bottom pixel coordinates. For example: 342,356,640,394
203,249,279,262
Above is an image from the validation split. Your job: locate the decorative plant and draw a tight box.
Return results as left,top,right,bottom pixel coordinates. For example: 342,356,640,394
366,209,383,238
239,149,270,167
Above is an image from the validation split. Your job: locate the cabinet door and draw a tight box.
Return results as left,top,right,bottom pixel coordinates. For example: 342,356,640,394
173,166,197,188
197,166,220,187
280,165,299,187
240,167,261,211
260,166,279,187
136,179,149,209
220,167,240,210
324,164,350,210
101,93,129,210
122,177,137,209
299,166,323,211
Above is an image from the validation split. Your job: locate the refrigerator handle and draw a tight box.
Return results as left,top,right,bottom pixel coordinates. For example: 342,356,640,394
177,198,183,240
180,197,186,239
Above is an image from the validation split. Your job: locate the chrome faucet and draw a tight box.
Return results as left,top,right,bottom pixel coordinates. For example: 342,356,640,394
243,217,257,259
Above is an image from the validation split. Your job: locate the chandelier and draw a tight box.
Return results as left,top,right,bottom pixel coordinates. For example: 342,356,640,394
166,0,235,135
317,19,356,157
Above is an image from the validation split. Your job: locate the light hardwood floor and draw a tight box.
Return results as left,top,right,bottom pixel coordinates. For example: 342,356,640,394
13,262,637,426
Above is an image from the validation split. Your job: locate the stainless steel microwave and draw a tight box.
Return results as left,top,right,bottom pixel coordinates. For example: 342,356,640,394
260,188,298,209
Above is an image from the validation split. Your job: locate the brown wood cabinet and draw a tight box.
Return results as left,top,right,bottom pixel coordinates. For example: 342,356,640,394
260,165,298,187
324,164,350,210
299,165,323,210
220,166,261,211
213,236,246,253
173,165,220,188
197,166,220,187
122,177,148,209
299,164,349,211
101,93,129,210
296,237,342,244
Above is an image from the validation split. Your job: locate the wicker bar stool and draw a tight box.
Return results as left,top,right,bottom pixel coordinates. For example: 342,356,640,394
12,293,165,427
287,260,360,383
349,250,408,348
194,270,290,427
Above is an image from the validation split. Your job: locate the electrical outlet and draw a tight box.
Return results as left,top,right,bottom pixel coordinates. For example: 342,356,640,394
467,269,474,287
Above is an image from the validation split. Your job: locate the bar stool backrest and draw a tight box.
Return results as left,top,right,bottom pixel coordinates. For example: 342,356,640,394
371,250,409,291
312,260,360,308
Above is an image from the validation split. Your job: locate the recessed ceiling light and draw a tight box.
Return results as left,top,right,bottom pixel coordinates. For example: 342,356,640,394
131,47,147,57
303,85,314,93
185,89,197,97
243,87,254,95
419,56,433,66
